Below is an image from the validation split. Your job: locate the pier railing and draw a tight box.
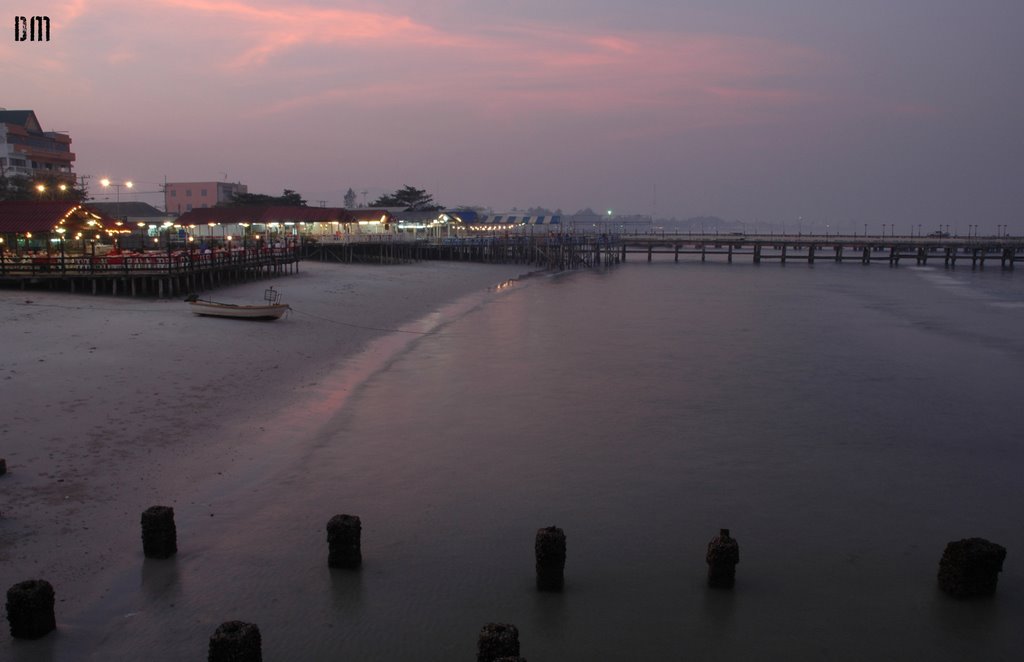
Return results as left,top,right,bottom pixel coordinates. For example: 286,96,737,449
612,233,1024,267
0,247,301,297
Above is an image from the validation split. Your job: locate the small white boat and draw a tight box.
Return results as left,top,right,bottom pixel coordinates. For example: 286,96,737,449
186,287,290,320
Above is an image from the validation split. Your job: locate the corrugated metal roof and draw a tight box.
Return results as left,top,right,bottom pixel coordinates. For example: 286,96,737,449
172,206,269,226
174,205,392,225
0,200,118,233
0,110,41,133
88,202,168,218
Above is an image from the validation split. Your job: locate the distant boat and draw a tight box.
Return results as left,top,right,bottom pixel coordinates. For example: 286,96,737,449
185,287,290,321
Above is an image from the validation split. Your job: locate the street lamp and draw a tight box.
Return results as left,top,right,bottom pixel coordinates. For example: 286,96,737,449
100,178,133,222
55,226,66,271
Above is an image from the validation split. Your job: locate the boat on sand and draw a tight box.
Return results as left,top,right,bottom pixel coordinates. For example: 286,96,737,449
185,287,290,320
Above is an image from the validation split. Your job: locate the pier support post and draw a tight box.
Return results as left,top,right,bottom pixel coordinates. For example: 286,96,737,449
327,514,362,568
209,621,262,662
938,538,1006,598
6,579,56,639
141,505,177,559
535,526,566,591
0,458,6,475
706,529,740,588
477,623,520,662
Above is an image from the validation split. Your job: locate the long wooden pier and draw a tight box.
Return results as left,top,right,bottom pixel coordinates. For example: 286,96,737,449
0,247,300,297
615,234,1023,269
301,233,1023,270
4,234,1020,299
302,234,619,270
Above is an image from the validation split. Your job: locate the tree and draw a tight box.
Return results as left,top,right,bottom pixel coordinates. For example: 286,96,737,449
228,189,306,206
370,185,442,211
0,172,86,202
343,187,357,208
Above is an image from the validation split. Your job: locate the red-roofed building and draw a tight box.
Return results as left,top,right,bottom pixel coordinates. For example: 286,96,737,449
0,200,127,253
173,205,394,246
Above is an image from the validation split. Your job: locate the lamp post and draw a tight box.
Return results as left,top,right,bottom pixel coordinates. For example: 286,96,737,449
55,227,66,272
100,178,133,223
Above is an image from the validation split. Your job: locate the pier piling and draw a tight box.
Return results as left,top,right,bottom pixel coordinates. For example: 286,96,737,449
706,528,740,588
5,579,56,639
327,514,362,568
477,623,521,662
938,538,1006,598
535,526,566,591
141,505,178,559
208,621,262,662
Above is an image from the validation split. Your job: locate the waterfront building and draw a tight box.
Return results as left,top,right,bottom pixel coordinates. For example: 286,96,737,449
164,181,248,215
88,201,173,250
0,109,76,184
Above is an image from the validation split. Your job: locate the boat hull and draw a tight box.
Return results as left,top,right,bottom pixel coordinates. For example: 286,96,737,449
188,301,290,320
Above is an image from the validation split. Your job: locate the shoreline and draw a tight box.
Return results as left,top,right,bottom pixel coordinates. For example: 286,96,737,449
0,260,535,637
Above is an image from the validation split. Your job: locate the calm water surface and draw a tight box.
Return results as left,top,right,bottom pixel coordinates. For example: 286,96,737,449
24,260,1024,661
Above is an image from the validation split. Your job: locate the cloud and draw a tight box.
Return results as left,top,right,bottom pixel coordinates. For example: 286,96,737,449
144,1,818,115
31,1,927,138
157,0,462,67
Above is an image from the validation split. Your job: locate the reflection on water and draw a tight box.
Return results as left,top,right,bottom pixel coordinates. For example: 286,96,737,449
35,261,1024,660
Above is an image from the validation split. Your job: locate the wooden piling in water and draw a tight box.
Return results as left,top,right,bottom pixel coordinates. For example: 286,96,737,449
5,579,56,639
141,505,177,559
477,623,521,662
327,514,362,568
938,538,1006,598
706,528,740,588
535,526,566,591
209,621,262,662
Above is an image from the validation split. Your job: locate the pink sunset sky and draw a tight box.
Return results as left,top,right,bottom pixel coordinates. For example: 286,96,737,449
5,0,1024,232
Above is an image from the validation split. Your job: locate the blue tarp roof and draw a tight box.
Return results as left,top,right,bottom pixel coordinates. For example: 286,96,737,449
461,213,561,226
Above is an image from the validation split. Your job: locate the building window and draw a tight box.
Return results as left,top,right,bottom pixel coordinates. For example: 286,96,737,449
201,189,208,196
186,203,193,211
170,190,177,197
186,190,192,197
